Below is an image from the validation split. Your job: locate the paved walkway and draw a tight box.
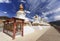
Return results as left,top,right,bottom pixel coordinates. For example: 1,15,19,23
0,26,50,41
37,27,60,41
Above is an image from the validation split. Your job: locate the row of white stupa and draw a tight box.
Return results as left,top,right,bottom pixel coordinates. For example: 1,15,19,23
15,10,50,26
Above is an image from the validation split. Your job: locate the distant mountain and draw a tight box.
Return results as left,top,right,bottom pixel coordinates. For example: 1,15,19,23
49,20,60,26
0,16,10,20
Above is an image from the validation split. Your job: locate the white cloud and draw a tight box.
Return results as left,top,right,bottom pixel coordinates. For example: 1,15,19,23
54,15,60,21
42,7,60,16
55,8,60,12
4,11,7,14
41,0,46,2
24,10,31,13
0,0,10,3
5,0,10,3
0,11,8,16
0,0,3,2
47,0,57,7
44,17,48,20
43,17,50,22
21,0,26,3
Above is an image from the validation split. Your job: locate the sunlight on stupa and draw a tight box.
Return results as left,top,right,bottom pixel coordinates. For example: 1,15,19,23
0,0,59,41
16,4,29,22
15,4,50,35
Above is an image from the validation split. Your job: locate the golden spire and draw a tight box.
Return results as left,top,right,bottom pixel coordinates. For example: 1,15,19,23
20,4,24,9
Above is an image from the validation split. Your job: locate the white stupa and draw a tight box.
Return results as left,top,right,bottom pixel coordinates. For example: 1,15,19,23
16,4,29,22
32,15,50,26
16,4,32,26
33,15,41,24
15,4,34,35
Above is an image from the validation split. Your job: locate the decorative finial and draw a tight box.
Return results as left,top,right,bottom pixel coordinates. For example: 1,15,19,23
20,4,23,9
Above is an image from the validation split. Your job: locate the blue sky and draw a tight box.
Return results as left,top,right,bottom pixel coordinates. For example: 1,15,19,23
0,0,60,22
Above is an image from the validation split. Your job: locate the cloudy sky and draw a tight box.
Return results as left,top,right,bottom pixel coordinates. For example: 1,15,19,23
0,0,60,22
